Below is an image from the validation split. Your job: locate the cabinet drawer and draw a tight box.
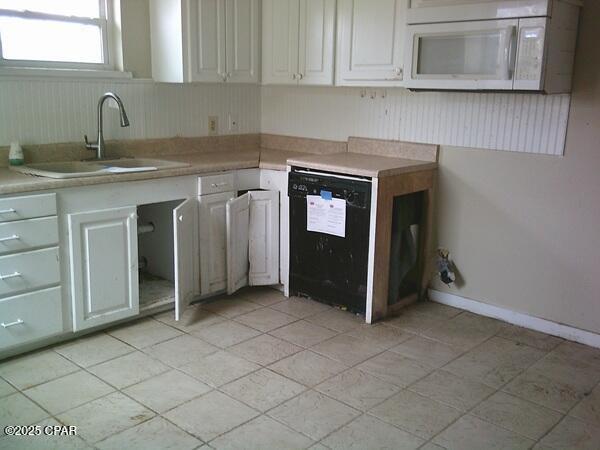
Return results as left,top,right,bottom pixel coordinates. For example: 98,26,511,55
198,173,235,195
0,248,60,297
0,193,56,222
0,217,59,255
0,287,63,350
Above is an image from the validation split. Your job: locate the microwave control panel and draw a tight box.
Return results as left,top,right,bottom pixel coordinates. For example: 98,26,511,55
515,21,546,82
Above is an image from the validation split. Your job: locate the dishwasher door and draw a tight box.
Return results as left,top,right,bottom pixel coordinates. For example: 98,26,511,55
288,170,372,313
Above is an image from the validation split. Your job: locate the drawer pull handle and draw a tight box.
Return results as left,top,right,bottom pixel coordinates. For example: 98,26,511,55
0,208,16,214
0,272,21,281
1,319,24,328
211,182,229,188
0,235,19,243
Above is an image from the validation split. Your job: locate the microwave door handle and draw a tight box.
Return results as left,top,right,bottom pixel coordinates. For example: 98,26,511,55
501,26,517,80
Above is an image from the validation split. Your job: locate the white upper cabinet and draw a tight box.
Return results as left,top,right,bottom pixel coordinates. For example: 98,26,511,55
336,0,407,86
225,0,261,83
188,0,227,83
150,0,260,83
263,0,300,84
262,0,335,85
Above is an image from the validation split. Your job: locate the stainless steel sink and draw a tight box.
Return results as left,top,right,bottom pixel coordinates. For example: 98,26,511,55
10,158,191,179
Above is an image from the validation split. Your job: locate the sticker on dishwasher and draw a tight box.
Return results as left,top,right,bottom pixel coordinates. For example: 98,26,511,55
307,195,346,238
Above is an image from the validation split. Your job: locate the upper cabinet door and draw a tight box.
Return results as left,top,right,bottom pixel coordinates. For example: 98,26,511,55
173,198,199,321
225,0,261,83
188,0,227,82
262,0,300,85
298,0,336,85
68,207,139,331
248,190,280,286
226,193,250,295
199,191,235,296
336,0,407,86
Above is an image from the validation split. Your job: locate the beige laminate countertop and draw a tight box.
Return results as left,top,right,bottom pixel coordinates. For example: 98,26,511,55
0,147,436,195
258,148,313,171
0,150,260,195
286,152,438,178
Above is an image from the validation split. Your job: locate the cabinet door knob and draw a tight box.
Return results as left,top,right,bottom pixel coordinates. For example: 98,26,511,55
395,67,403,78
292,73,297,80
298,73,304,80
179,215,184,222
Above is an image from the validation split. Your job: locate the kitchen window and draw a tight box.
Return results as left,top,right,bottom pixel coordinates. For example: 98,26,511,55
0,0,113,71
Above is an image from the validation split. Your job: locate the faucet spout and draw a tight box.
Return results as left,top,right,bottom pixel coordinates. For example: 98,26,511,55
84,92,130,160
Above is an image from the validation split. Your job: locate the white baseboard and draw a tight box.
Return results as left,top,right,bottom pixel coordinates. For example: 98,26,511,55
428,289,600,349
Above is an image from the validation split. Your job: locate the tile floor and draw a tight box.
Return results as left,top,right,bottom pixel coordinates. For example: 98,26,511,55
1,287,600,450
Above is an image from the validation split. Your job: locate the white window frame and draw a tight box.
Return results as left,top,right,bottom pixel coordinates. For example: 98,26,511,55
0,0,114,71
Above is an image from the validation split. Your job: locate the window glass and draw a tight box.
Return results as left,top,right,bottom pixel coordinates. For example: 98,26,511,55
0,17,103,63
0,0,100,18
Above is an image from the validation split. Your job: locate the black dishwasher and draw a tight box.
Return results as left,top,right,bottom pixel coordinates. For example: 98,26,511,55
289,167,372,313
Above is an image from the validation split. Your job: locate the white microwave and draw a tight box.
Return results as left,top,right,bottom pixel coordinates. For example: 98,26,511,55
403,1,581,93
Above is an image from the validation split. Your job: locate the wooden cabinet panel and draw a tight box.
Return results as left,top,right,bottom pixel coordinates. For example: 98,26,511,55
226,0,261,83
298,0,336,85
248,190,280,286
68,207,139,331
174,198,199,321
336,0,406,86
189,0,227,82
263,0,300,84
199,192,235,296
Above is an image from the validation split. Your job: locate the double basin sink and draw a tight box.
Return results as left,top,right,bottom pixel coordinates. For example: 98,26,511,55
11,158,191,179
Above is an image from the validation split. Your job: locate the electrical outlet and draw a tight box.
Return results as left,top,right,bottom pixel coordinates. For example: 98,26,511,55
208,116,218,135
228,113,239,132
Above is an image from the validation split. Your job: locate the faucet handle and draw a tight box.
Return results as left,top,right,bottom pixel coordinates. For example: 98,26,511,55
84,135,95,150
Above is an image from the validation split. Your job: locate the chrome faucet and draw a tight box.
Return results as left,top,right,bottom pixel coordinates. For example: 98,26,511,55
84,92,130,160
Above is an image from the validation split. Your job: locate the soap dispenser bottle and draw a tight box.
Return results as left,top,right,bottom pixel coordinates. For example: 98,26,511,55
9,142,24,166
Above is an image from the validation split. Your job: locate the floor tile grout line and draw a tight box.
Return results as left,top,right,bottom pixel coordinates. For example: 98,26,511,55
530,356,600,445
4,295,599,449
401,326,567,448
36,305,501,448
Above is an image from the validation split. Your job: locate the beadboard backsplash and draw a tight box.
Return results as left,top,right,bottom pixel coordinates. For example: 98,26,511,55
0,77,260,146
261,86,571,156
0,78,570,156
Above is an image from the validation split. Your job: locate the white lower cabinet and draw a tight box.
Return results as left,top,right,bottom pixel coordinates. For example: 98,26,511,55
199,191,235,297
68,206,139,331
226,190,280,294
0,287,63,350
173,198,199,320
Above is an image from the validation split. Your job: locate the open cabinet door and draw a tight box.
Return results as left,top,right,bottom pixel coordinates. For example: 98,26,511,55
226,193,250,294
249,190,280,286
173,198,198,321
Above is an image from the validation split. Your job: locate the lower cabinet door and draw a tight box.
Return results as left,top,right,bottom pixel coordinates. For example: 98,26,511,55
0,287,63,351
68,206,139,331
199,191,235,297
173,198,199,321
226,190,280,295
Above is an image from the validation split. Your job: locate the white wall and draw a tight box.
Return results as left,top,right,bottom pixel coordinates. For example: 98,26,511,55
0,79,260,146
261,87,571,156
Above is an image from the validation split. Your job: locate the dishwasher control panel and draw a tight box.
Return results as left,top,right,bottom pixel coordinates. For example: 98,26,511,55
288,167,372,209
